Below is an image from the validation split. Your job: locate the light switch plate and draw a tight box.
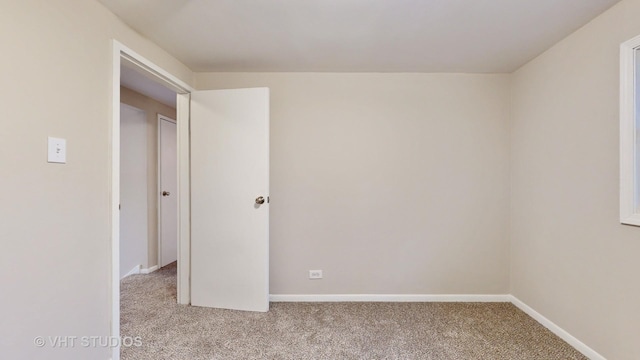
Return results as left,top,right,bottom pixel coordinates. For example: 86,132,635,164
48,137,66,163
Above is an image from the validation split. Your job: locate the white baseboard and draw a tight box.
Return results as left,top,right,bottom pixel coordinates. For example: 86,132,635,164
121,264,158,279
141,265,159,274
270,294,511,302
509,295,606,360
121,265,141,279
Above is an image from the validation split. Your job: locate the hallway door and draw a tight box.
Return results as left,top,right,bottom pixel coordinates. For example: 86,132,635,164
159,115,178,267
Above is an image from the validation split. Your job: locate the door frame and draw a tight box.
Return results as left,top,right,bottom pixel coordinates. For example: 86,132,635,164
157,114,178,268
111,40,194,360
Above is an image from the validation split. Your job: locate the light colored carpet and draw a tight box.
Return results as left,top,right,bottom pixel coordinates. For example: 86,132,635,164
121,263,587,360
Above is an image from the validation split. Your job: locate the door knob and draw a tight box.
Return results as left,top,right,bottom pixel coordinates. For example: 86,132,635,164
162,191,170,197
255,196,265,205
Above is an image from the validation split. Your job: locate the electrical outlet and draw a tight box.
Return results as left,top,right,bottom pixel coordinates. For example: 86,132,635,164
309,270,323,279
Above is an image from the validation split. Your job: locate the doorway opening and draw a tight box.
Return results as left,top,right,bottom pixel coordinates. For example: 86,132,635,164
111,41,193,360
119,63,178,276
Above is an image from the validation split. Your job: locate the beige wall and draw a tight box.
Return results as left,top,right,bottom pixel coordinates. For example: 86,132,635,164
120,86,176,269
0,0,192,359
196,73,511,295
510,0,640,359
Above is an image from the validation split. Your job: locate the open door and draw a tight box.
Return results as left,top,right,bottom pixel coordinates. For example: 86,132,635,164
190,88,269,312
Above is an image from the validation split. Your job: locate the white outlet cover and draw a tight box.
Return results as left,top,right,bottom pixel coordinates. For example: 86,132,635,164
48,137,66,163
309,270,323,279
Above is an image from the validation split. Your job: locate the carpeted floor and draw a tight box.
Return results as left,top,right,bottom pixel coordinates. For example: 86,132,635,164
121,263,587,360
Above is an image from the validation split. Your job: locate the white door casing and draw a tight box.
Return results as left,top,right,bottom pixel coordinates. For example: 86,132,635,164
112,41,195,360
159,115,178,267
190,88,270,312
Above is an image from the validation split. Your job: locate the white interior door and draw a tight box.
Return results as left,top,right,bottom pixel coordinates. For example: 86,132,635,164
159,115,178,267
190,88,269,312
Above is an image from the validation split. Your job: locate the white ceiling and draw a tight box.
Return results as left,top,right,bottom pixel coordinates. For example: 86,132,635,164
121,65,177,108
100,0,620,73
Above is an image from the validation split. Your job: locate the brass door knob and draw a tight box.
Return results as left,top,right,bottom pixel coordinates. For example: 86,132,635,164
162,191,170,197
255,196,265,205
